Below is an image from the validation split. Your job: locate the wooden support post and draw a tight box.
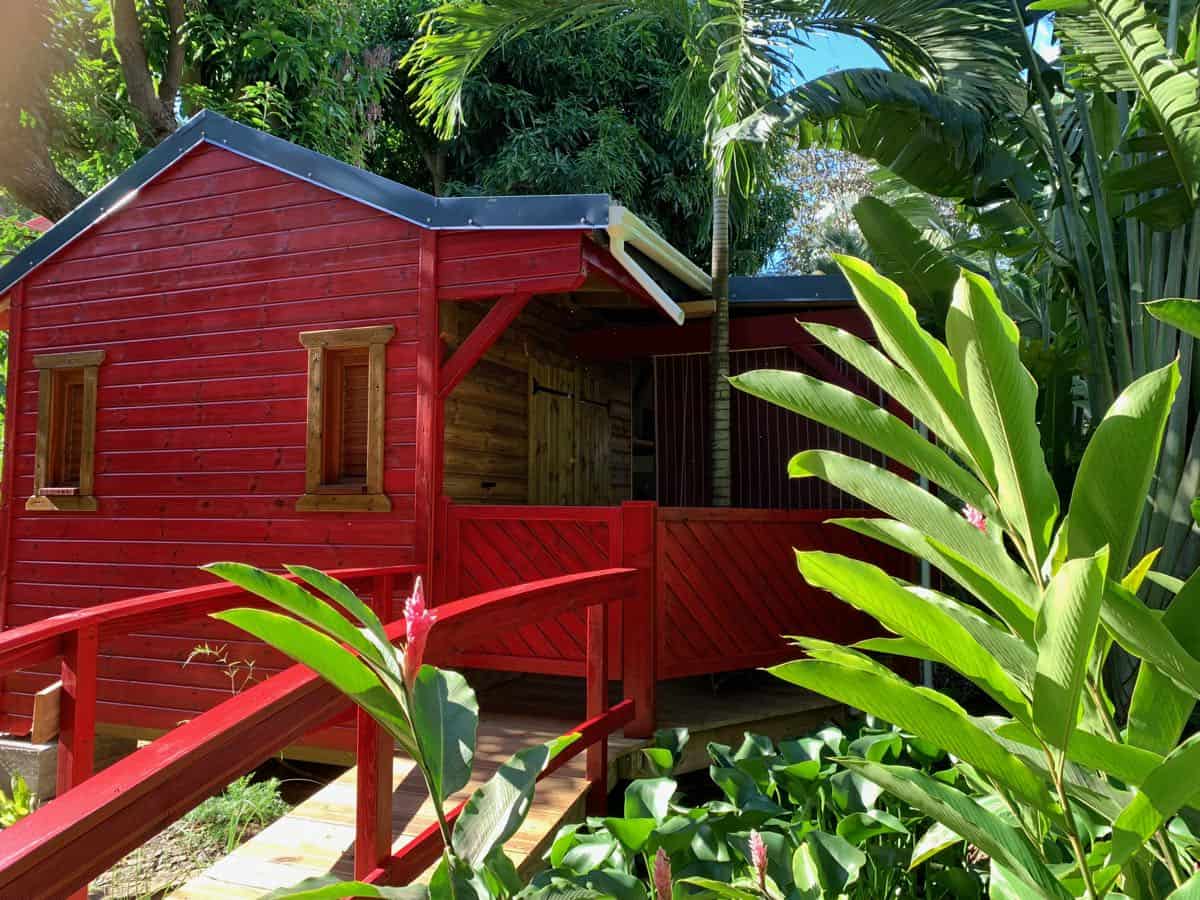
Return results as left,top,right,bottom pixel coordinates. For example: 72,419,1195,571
620,501,657,738
355,575,395,880
57,623,97,900
585,602,609,816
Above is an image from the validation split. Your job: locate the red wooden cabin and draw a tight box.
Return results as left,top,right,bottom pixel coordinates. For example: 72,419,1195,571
0,111,897,748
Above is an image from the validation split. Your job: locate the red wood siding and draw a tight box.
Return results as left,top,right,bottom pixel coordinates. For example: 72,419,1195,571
655,507,895,679
655,347,887,508
1,145,422,733
434,503,622,677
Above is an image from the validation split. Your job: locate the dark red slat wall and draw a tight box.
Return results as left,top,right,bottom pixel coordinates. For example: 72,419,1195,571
1,144,424,735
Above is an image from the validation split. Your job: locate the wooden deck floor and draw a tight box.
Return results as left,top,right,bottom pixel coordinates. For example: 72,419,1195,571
172,674,840,898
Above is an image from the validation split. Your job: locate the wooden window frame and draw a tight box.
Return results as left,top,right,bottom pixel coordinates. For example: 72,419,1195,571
297,325,394,512
27,350,105,512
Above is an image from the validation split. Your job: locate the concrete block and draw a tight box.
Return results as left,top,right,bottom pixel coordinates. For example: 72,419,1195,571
0,733,138,802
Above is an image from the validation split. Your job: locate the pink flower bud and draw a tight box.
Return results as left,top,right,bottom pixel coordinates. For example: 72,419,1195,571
962,504,987,533
403,576,436,691
749,830,768,891
653,847,672,899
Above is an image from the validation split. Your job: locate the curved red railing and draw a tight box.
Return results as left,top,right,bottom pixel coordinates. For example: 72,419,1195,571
0,562,650,899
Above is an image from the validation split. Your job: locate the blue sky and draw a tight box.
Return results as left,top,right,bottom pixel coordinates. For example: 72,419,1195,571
792,33,885,79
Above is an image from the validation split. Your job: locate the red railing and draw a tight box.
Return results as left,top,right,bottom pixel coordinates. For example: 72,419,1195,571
0,562,651,898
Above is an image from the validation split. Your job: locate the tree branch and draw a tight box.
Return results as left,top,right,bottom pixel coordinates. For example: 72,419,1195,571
158,0,186,107
111,0,177,145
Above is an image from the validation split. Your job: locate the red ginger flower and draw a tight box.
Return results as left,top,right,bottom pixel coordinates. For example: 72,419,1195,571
653,847,672,899
962,504,987,533
403,576,436,691
750,830,768,892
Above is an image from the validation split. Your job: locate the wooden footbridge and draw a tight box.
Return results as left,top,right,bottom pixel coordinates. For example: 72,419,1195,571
0,557,841,899
173,678,838,898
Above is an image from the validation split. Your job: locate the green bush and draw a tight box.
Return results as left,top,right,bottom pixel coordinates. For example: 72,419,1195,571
526,720,984,899
732,257,1200,898
184,774,289,853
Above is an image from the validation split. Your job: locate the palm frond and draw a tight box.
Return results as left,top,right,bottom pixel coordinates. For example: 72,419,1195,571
719,68,1037,202
1038,0,1200,204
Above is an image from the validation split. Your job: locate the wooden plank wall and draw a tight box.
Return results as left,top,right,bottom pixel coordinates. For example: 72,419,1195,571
655,508,895,679
0,145,422,734
440,298,631,506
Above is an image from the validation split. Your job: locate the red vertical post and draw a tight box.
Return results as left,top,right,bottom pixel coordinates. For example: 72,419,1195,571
58,623,98,900
620,501,657,738
414,230,443,604
585,600,609,815
355,575,395,880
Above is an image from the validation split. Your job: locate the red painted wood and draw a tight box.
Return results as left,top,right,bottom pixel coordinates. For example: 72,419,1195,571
415,229,442,608
438,292,532,399
56,624,98,793
437,505,624,675
619,501,657,738
0,145,437,733
363,699,636,887
585,602,608,815
356,575,395,880
654,508,893,679
0,281,26,626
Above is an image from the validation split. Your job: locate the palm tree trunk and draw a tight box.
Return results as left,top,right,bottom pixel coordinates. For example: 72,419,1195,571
710,177,732,507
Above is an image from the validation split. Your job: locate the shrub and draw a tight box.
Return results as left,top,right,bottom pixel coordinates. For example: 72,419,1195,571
732,257,1200,897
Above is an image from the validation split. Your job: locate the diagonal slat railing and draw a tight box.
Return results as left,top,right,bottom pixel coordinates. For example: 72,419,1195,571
0,563,650,898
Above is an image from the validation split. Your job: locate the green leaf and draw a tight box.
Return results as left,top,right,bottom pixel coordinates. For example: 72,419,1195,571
1106,733,1200,883
794,550,1029,716
1065,361,1180,574
452,733,577,869
600,817,656,853
409,666,479,803
836,256,994,480
788,450,1037,612
204,563,391,674
832,517,1035,638
676,878,758,899
212,608,415,753
768,656,1049,811
262,876,429,899
284,564,399,677
624,777,676,823
839,759,1071,900
730,367,995,514
853,196,959,327
1053,0,1200,205
1101,580,1200,697
801,322,967,457
1146,298,1200,339
995,721,1163,787
1128,568,1200,754
791,843,822,899
1167,870,1200,897
806,831,866,894
835,809,909,845
945,271,1058,564
1033,549,1110,752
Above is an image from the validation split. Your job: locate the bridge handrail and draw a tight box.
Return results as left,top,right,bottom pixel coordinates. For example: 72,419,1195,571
0,566,642,898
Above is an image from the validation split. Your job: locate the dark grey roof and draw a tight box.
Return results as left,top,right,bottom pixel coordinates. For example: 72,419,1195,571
0,110,610,296
730,274,853,305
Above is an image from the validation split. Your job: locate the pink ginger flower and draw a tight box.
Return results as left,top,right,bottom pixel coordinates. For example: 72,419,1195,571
402,576,436,691
749,830,768,892
962,504,987,533
653,847,672,899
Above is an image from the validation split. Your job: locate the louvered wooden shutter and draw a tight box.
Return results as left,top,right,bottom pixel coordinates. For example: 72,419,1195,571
50,370,86,487
322,347,370,485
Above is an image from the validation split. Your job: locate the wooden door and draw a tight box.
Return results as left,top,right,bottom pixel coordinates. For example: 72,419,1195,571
574,370,611,505
528,360,577,504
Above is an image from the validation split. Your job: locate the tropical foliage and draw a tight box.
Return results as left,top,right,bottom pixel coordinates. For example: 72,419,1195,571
530,720,989,899
732,257,1200,898
405,0,1026,507
206,566,578,899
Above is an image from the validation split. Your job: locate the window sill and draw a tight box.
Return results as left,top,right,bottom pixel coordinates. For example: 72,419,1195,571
296,493,391,512
26,494,98,512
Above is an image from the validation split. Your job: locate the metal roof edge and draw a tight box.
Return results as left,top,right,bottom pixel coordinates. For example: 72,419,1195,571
729,273,854,304
0,109,612,297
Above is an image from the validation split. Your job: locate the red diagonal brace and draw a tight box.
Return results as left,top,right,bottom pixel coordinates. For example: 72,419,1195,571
439,292,533,400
